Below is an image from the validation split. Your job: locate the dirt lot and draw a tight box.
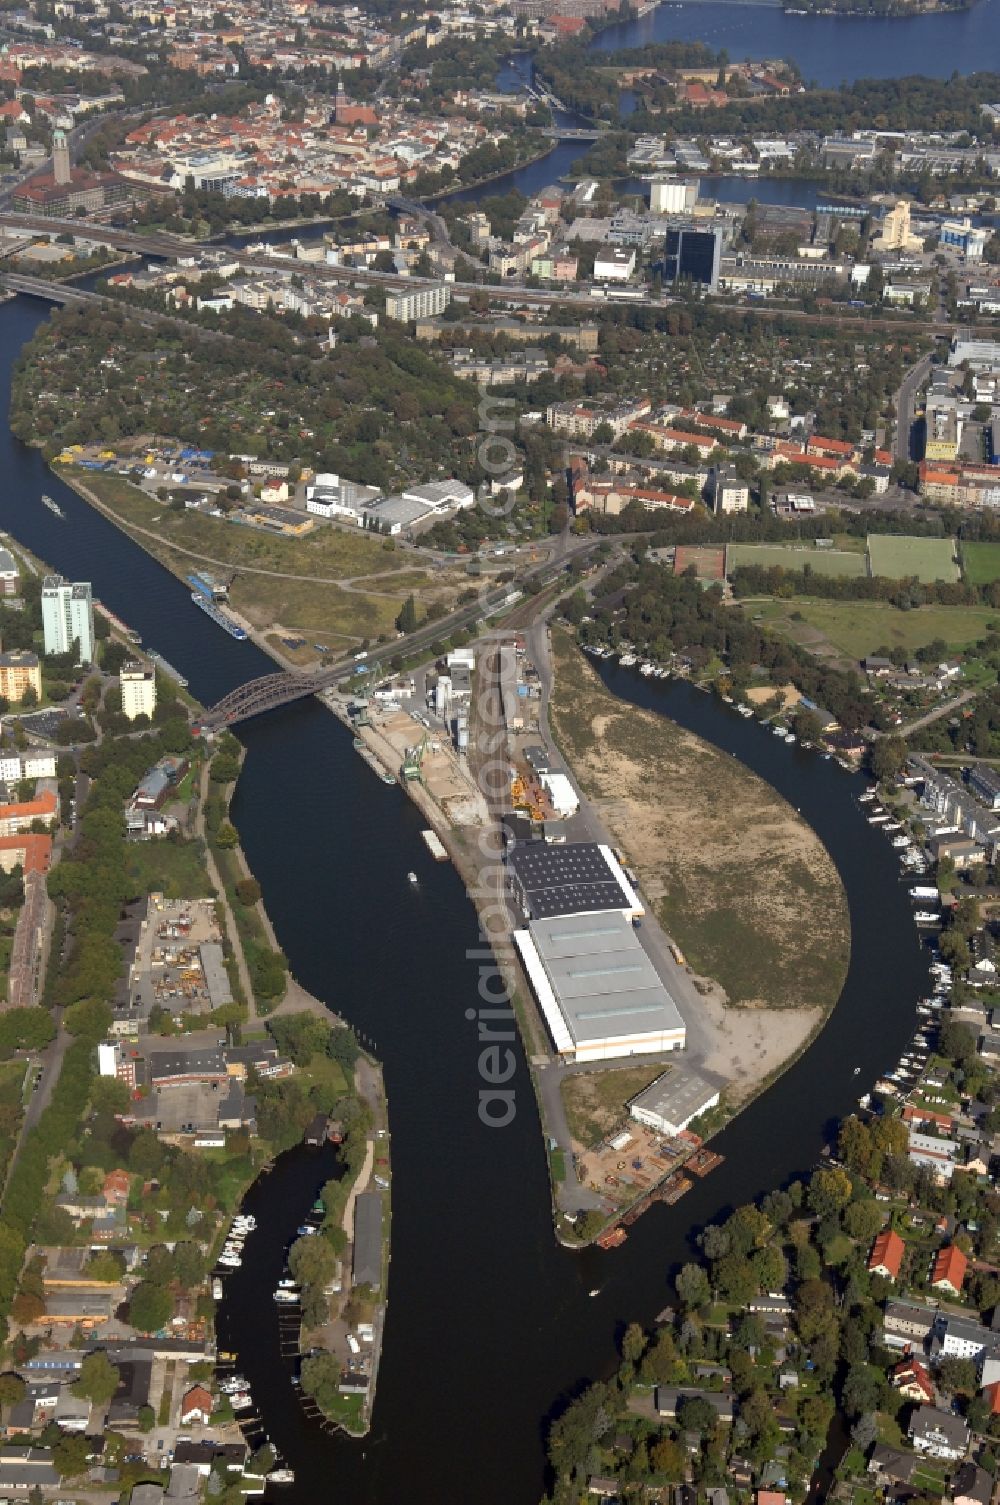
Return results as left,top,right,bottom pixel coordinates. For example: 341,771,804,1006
560,1064,665,1150
548,631,850,1018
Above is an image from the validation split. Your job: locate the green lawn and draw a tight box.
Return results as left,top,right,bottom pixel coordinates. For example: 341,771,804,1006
747,598,1000,660
961,540,1000,585
125,838,214,900
726,542,867,578
867,534,960,584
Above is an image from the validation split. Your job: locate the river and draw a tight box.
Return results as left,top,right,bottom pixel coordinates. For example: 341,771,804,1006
591,0,1000,85
0,290,930,1502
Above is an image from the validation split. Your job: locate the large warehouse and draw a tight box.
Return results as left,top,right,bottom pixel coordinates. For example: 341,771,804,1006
513,911,686,1063
506,842,643,921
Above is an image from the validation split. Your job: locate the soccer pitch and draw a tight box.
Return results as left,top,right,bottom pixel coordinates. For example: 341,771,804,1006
867,535,960,584
726,543,867,578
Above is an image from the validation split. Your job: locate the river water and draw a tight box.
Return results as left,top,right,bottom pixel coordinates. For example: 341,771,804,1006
0,281,930,1500
592,0,1000,85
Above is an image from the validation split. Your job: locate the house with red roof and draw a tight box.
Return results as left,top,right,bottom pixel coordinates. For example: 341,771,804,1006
930,1244,967,1297
892,1356,934,1403
869,1229,906,1281
180,1385,213,1425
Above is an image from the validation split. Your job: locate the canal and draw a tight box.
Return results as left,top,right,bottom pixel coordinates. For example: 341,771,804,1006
0,290,929,1503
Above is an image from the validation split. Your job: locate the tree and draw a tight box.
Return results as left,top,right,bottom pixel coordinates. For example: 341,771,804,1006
52,1432,91,1477
842,1363,887,1419
649,1437,685,1479
869,736,907,784
675,1262,710,1309
843,1199,885,1243
807,1167,853,1219
621,1322,646,1365
678,1394,717,1435
235,878,261,906
138,1404,155,1432
128,1281,172,1334
73,1350,119,1405
288,1235,337,1290
0,1372,25,1407
396,594,418,634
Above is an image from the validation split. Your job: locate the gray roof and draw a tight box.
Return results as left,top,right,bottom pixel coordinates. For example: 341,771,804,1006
363,495,432,530
527,912,684,1049
0,1449,59,1487
908,1404,969,1446
148,1047,226,1081
0,548,17,578
352,1190,382,1290
199,942,232,1008
629,1067,719,1132
507,842,633,920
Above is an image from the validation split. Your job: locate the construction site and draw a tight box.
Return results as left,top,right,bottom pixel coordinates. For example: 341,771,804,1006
128,896,232,1020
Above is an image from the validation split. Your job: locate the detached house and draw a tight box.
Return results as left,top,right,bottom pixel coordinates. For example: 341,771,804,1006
931,1245,968,1297
869,1229,905,1281
908,1404,969,1461
892,1356,934,1403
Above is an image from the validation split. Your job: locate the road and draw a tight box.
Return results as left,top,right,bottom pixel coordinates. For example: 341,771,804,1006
894,349,934,464
894,688,976,737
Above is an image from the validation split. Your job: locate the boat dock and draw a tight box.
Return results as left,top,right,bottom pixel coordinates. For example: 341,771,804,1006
421,829,448,861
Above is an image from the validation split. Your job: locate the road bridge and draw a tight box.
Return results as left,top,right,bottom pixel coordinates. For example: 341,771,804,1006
2,273,99,304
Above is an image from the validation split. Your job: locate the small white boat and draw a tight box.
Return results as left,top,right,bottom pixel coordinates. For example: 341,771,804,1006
784,733,796,744
269,1471,295,1485
588,1288,600,1297
408,871,418,885
853,1066,861,1076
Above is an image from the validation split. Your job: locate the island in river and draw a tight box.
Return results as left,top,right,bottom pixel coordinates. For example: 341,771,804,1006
547,628,851,1114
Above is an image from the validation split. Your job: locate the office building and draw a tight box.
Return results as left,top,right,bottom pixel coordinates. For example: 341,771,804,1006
0,651,41,704
41,576,94,663
120,663,157,721
385,284,450,322
664,225,722,290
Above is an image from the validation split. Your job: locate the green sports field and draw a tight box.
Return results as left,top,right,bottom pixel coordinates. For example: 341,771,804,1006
749,598,1000,660
867,534,960,584
725,543,867,578
961,541,1000,585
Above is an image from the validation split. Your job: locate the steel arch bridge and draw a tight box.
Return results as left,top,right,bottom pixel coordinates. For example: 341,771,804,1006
201,664,349,729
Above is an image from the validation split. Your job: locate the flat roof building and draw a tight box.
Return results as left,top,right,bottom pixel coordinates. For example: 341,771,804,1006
514,911,685,1062
506,841,642,920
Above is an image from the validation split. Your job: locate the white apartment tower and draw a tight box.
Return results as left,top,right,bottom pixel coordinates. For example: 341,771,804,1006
41,575,95,663
120,662,157,721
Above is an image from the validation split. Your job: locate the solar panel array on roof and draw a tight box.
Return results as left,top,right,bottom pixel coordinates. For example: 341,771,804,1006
507,842,630,919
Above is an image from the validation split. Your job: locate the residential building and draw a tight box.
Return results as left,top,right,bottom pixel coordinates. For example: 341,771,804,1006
0,651,41,703
385,284,450,322
952,1461,993,1505
936,1315,998,1361
868,1228,905,1281
969,765,1000,809
41,575,94,663
709,466,750,514
120,663,157,721
907,1404,969,1460
891,1356,934,1403
0,790,56,837
930,1243,968,1296
883,1298,938,1350
908,1128,959,1181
